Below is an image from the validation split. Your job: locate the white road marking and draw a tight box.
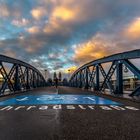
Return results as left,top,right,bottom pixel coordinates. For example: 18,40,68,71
16,97,28,101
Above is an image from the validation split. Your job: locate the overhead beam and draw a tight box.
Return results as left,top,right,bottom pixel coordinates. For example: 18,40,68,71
71,49,140,78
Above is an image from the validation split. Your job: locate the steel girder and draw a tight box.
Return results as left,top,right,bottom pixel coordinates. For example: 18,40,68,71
69,50,140,96
0,55,46,96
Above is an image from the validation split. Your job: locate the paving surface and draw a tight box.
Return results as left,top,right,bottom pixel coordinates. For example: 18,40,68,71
0,86,140,140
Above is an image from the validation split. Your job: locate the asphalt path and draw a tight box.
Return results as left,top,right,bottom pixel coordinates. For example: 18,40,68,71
0,86,139,140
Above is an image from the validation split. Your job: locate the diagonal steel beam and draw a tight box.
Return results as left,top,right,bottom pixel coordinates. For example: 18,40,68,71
0,63,15,94
123,59,140,79
99,64,114,94
87,66,96,89
100,61,116,92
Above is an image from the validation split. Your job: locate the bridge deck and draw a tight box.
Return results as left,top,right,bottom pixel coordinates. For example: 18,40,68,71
0,86,140,140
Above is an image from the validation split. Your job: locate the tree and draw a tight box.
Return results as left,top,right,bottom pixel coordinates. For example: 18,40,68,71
58,72,62,81
53,72,57,81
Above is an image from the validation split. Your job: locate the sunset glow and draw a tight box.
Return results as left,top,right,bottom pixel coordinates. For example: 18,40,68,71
0,0,140,77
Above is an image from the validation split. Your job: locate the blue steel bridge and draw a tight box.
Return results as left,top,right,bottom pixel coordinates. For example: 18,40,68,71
0,49,140,140
0,49,140,97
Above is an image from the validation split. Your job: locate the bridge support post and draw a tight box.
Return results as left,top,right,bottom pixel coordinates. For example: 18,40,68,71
79,70,82,88
26,68,30,89
115,62,123,94
37,74,40,87
32,71,36,88
85,67,89,89
75,75,78,87
95,65,99,91
14,64,20,91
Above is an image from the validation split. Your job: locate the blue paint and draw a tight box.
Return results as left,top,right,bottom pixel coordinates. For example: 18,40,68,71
0,94,122,105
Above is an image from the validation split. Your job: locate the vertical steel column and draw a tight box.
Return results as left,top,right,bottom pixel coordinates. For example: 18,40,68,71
38,74,40,87
70,80,72,87
39,76,42,87
72,76,75,87
85,67,89,89
14,64,20,91
37,74,40,87
32,71,36,88
35,72,37,87
68,79,71,87
26,68,30,89
115,61,123,94
75,74,78,87
79,70,82,88
40,76,42,86
70,78,72,87
73,76,75,87
95,65,99,91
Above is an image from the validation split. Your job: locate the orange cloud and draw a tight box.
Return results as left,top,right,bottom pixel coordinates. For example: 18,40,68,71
0,4,10,17
124,17,140,40
43,5,78,35
31,7,47,20
43,18,60,33
43,18,72,36
52,6,76,21
73,40,106,64
73,30,138,66
25,47,36,53
26,26,40,34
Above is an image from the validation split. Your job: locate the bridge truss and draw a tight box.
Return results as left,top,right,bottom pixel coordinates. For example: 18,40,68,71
69,50,140,97
0,55,46,96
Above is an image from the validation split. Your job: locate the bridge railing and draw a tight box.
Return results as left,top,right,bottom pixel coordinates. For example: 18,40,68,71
69,49,140,97
0,55,46,96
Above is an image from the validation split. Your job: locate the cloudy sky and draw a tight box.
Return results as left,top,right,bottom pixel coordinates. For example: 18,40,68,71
0,0,140,77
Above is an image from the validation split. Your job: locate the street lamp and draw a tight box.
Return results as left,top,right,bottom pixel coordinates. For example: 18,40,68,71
68,69,71,80
124,66,129,73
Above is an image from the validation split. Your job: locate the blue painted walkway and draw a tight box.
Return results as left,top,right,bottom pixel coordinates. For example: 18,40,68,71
0,94,122,105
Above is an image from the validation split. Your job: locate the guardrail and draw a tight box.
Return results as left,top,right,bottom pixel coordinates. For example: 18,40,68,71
69,49,140,96
0,55,46,96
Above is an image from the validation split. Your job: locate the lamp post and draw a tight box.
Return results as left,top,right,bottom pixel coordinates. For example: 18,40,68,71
68,69,71,80
124,66,129,73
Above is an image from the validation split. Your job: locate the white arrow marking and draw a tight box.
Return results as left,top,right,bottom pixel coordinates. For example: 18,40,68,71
16,97,29,101
83,97,95,101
